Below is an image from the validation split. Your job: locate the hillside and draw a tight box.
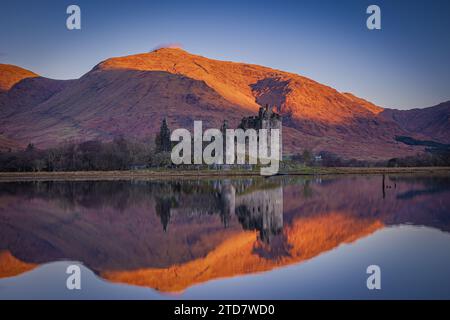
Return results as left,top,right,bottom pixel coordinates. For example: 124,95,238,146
0,64,37,92
381,101,450,144
1,48,448,160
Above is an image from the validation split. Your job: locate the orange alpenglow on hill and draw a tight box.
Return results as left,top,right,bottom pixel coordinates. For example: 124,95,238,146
0,48,449,159
0,64,38,92
97,48,384,120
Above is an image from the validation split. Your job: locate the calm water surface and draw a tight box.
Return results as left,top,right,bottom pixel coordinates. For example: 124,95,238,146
0,174,449,299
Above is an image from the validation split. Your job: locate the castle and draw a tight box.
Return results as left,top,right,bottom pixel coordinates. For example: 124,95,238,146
238,104,283,161
239,104,281,130
157,104,283,170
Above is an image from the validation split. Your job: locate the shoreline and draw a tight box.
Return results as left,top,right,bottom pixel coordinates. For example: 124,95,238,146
0,167,449,181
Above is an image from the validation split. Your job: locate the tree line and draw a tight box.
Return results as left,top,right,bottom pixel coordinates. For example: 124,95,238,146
2,140,448,172
0,119,178,172
1,117,449,172
0,138,154,172
290,149,450,167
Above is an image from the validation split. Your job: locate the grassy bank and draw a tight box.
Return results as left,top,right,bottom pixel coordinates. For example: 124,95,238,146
0,167,449,181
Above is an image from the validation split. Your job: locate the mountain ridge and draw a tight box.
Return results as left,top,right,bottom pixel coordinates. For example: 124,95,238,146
0,49,448,160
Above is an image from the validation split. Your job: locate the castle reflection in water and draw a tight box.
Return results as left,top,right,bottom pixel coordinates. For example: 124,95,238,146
155,179,284,243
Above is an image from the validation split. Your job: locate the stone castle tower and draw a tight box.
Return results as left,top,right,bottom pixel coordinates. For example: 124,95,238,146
238,104,282,161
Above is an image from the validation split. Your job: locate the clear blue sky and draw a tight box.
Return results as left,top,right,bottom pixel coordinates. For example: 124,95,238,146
1,0,449,109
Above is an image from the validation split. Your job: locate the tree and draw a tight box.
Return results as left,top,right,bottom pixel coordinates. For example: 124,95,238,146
302,149,313,166
150,151,172,168
155,118,171,153
25,143,35,153
318,151,342,167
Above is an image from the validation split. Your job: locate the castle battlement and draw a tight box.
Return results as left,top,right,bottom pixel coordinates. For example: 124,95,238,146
239,104,281,130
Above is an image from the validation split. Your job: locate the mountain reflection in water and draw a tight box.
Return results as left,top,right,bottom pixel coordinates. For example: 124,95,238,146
0,174,449,294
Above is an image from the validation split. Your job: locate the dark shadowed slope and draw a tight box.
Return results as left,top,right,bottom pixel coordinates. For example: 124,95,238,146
381,101,450,144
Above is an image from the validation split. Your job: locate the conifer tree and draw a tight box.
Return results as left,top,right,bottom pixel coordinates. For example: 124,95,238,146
155,118,171,153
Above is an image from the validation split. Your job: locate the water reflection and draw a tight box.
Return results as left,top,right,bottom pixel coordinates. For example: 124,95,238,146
0,174,449,294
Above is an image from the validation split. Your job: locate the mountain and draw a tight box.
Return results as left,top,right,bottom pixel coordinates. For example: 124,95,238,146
381,101,450,144
0,48,448,160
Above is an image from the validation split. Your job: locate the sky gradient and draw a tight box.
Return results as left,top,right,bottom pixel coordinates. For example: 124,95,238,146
1,0,449,109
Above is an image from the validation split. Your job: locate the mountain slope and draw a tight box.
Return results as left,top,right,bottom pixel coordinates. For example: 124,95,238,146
97,48,384,122
381,101,450,144
0,76,73,116
0,64,38,93
0,48,447,160
1,69,248,148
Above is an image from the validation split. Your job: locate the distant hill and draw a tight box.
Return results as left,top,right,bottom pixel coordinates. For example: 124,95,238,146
0,64,38,93
381,101,450,144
